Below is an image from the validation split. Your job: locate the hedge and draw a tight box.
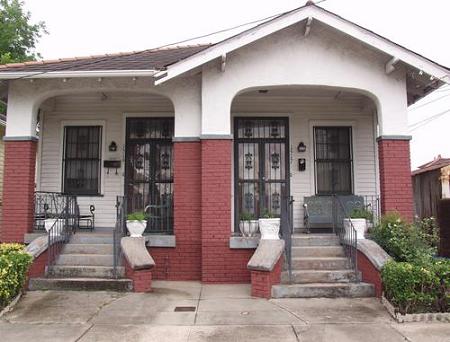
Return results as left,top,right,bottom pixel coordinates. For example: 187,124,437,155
0,243,33,309
382,259,449,314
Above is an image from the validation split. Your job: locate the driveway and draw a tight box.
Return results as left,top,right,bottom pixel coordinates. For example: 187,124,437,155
1,281,448,341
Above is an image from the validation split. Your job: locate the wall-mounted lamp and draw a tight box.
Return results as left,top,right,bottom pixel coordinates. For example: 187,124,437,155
109,141,117,152
297,142,306,153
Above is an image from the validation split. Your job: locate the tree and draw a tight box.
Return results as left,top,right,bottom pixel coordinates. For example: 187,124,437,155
0,0,46,64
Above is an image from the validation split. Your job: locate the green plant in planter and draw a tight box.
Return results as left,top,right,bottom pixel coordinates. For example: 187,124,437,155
349,207,373,221
126,212,149,221
240,212,255,221
260,209,276,219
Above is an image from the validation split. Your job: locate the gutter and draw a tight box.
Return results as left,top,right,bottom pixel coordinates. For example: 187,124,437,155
0,69,158,80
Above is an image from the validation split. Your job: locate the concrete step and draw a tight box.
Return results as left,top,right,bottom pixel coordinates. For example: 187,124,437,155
292,234,340,247
291,257,351,270
291,246,345,258
69,234,113,244
47,265,124,278
29,277,132,292
281,270,360,284
62,244,113,255
56,254,114,267
271,282,375,298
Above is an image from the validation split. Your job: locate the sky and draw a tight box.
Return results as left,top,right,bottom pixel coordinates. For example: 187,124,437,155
22,0,450,169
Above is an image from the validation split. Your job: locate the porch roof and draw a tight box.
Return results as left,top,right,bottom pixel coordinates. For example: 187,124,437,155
0,44,210,74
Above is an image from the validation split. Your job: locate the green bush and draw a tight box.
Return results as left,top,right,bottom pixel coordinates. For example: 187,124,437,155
371,212,436,263
0,243,33,309
382,259,449,314
349,207,373,221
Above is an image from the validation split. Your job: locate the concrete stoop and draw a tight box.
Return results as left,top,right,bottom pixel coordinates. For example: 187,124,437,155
29,232,132,292
271,282,375,298
28,277,132,291
275,233,375,298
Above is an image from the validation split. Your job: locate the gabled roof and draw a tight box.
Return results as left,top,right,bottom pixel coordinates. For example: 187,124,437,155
0,45,209,75
412,155,450,176
153,2,450,99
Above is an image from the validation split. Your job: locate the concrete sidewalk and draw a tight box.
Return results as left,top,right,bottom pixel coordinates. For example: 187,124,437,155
1,281,448,341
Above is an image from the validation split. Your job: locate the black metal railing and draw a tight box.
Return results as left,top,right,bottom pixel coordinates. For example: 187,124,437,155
332,195,358,276
47,194,77,268
280,186,294,283
113,196,127,278
34,191,70,231
145,195,173,234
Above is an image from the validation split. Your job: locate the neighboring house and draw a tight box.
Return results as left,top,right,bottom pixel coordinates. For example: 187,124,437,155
412,155,450,218
0,3,448,291
0,115,6,234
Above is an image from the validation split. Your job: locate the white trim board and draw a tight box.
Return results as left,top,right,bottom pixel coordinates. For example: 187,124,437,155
154,4,449,85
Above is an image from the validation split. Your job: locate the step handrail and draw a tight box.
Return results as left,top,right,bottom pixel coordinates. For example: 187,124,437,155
113,196,127,278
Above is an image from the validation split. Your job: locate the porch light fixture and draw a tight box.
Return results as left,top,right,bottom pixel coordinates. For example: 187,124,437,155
297,142,306,153
109,141,117,152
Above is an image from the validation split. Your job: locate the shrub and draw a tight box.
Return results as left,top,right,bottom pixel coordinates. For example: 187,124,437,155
382,259,449,314
371,212,436,263
0,243,33,309
240,212,255,221
349,207,373,222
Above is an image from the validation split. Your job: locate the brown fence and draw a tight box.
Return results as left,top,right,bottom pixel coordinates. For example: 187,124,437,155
438,199,450,257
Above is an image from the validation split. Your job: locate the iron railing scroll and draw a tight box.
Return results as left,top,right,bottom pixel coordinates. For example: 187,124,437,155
47,194,77,268
280,185,294,284
113,196,127,278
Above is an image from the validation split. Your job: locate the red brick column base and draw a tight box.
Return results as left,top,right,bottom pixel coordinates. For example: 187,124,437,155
357,250,382,298
250,257,283,299
125,261,153,292
378,138,414,221
26,250,48,289
201,139,252,283
1,140,37,243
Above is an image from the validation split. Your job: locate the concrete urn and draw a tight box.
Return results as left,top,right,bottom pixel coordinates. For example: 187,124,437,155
343,218,367,240
44,218,63,234
258,218,280,240
239,220,259,237
126,221,147,237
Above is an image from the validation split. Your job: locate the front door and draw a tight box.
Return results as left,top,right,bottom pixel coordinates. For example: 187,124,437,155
234,118,289,232
125,118,174,234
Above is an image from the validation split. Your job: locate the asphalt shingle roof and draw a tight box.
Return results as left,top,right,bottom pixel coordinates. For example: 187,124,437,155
0,45,210,73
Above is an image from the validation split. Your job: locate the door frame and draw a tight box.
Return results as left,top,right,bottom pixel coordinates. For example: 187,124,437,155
233,116,290,233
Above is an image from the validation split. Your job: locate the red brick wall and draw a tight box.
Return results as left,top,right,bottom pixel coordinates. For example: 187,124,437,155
378,139,414,221
144,142,202,281
125,260,153,292
26,250,47,289
250,256,283,299
201,139,253,283
1,140,37,243
357,250,382,297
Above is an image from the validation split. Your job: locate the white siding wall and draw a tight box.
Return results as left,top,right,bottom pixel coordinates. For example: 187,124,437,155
232,95,378,229
38,93,173,228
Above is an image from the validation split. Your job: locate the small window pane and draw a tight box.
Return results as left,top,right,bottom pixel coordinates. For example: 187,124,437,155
63,126,102,195
314,127,352,195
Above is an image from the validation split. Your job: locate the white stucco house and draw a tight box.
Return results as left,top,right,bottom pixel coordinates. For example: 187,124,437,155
0,2,448,295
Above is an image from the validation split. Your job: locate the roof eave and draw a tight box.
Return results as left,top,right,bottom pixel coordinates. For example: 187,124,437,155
154,5,450,86
0,69,159,80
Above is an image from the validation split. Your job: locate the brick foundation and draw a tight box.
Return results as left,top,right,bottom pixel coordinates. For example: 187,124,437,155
201,139,252,283
26,250,48,289
1,140,37,243
378,138,414,221
125,260,153,292
250,257,283,299
357,250,382,297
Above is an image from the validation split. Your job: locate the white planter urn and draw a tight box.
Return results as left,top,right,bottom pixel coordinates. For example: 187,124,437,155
239,220,259,237
258,218,280,240
44,218,64,234
126,220,147,237
343,218,368,240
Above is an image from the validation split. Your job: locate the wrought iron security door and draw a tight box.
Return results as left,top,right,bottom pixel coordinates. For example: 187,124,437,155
234,118,290,233
125,118,174,234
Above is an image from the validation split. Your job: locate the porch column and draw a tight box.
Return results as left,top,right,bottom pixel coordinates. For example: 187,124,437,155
1,138,37,242
377,136,414,221
172,138,202,280
0,87,40,242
